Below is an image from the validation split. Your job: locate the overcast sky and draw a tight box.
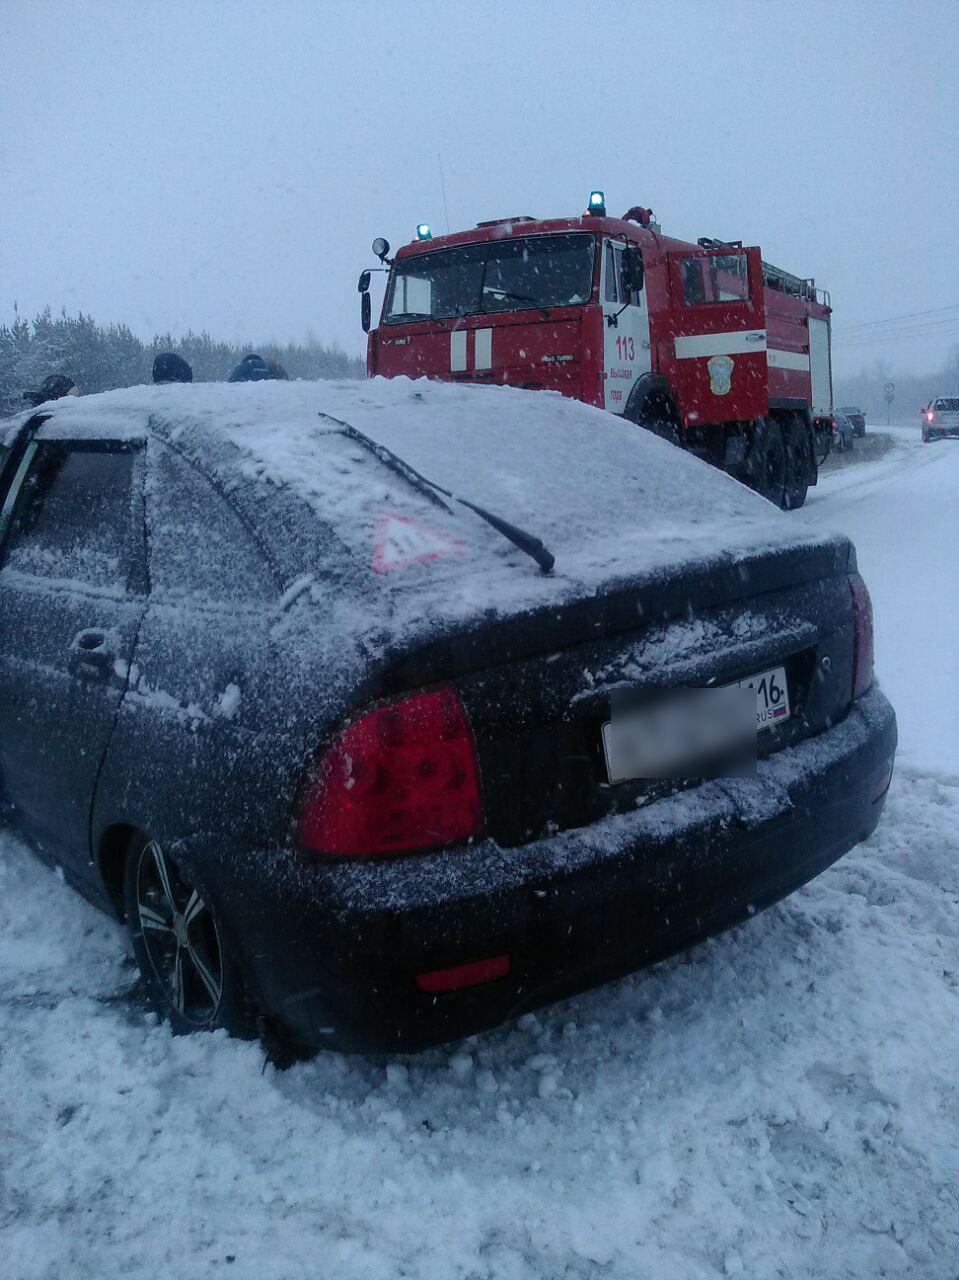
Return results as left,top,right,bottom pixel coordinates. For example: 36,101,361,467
2,0,956,378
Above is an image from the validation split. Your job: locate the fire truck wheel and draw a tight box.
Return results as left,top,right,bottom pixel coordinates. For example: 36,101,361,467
631,397,681,448
744,419,786,507
646,419,681,448
782,416,812,510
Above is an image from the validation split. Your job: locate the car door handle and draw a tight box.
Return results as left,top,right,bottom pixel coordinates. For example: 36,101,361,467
69,629,115,681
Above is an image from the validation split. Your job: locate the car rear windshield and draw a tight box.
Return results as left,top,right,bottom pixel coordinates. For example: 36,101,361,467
384,233,595,324
934,398,959,411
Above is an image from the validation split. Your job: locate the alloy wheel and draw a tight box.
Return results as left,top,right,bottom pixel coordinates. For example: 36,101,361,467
135,840,224,1027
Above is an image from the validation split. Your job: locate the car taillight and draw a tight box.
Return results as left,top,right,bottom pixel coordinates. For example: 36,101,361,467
925,410,935,422
297,686,483,859
849,573,874,699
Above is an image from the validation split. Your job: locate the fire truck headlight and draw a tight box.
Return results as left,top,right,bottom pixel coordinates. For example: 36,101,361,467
416,223,433,241
588,190,606,216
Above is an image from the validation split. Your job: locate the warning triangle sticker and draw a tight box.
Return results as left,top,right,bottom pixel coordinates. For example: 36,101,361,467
372,512,467,573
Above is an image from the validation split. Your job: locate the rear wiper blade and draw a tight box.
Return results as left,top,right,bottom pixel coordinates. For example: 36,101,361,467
318,412,555,575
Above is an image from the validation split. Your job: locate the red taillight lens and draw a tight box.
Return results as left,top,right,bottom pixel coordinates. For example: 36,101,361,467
298,687,483,859
849,572,874,699
415,954,510,993
925,410,935,422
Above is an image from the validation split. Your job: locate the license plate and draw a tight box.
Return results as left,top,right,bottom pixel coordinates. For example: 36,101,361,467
740,664,791,730
601,665,791,783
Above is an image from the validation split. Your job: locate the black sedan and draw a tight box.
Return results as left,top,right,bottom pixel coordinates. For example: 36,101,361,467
0,380,897,1054
836,406,867,437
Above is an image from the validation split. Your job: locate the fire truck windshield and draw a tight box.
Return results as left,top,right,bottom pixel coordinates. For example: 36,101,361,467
383,233,595,324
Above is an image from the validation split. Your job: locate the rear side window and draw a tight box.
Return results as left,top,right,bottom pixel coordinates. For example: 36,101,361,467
1,445,138,589
147,445,271,603
682,252,750,305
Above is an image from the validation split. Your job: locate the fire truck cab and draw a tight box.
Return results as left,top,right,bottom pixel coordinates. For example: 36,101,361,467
360,192,833,509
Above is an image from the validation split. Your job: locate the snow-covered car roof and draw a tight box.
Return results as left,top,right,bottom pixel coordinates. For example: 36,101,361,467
7,378,840,631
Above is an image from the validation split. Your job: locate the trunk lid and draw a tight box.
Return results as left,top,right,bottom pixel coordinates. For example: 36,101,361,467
363,537,855,846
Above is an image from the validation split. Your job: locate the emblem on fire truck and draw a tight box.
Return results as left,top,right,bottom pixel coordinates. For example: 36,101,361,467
707,355,734,396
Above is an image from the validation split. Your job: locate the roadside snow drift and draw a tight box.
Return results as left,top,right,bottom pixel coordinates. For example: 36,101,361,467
0,770,956,1279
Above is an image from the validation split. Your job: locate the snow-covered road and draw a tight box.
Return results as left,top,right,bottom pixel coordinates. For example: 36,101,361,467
1,430,957,1280
801,426,959,773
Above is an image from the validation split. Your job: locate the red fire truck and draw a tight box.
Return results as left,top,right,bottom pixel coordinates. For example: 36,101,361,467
359,191,833,508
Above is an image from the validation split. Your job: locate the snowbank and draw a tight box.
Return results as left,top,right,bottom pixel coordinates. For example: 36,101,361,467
799,427,959,772
0,769,955,1279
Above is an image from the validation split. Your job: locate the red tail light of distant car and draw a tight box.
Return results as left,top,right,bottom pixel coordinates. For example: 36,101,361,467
298,687,483,859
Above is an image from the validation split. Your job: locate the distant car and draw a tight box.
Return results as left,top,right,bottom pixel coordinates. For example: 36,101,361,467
837,406,866,437
832,411,856,452
0,382,896,1055
922,397,959,443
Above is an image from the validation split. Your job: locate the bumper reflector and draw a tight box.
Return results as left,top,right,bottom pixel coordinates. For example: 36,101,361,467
415,954,510,994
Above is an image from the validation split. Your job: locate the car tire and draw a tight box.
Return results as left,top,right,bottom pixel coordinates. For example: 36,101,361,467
123,832,254,1038
922,428,930,443
745,418,787,506
782,415,812,510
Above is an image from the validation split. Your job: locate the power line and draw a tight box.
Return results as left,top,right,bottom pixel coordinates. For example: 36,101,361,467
836,303,959,335
832,320,959,348
832,315,959,342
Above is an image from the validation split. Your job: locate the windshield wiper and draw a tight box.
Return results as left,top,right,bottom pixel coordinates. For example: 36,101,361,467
481,288,551,319
317,412,555,575
386,311,433,323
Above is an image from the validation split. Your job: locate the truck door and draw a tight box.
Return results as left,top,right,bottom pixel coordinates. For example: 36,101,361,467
601,239,651,414
666,245,767,424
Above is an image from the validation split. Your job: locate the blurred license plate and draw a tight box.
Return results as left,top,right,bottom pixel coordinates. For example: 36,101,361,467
601,665,790,784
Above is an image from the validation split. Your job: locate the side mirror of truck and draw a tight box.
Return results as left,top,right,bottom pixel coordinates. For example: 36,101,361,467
622,246,644,294
361,291,372,333
358,270,372,293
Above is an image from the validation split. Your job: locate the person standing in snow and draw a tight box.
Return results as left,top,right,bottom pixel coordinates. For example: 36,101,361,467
152,352,194,384
22,374,80,408
228,353,289,382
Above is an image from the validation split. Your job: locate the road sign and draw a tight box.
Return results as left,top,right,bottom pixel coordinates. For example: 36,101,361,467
884,381,895,425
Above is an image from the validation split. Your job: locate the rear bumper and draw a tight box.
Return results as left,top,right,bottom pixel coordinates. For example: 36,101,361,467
193,686,896,1054
923,425,959,441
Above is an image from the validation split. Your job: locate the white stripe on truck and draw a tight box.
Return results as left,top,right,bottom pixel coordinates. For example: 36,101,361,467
767,348,811,371
674,330,767,358
450,329,467,372
474,328,492,370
